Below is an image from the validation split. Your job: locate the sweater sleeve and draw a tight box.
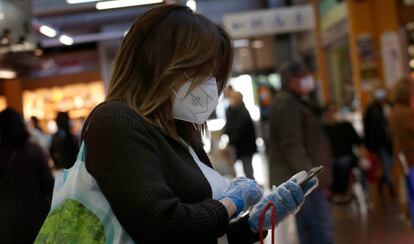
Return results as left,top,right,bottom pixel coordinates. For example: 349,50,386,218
227,215,267,244
83,111,229,243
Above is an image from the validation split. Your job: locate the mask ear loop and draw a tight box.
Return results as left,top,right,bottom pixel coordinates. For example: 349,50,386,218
173,72,191,98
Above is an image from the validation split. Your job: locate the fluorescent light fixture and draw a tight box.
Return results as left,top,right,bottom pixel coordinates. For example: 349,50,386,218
233,39,249,48
186,0,196,11
0,69,17,79
40,25,57,38
96,0,163,10
59,35,74,45
67,0,100,3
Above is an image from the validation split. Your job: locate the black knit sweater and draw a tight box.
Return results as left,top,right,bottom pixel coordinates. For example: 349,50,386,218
81,101,263,244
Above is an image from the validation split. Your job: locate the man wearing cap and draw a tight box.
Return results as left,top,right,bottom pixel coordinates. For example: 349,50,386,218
268,61,334,244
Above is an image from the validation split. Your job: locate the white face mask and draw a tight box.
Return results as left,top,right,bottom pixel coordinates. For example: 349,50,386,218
173,77,219,125
299,75,316,94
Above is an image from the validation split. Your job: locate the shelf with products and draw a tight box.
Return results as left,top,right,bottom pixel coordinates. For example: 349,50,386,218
23,81,105,134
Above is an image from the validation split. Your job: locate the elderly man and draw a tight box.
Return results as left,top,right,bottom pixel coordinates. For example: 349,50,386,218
269,61,333,244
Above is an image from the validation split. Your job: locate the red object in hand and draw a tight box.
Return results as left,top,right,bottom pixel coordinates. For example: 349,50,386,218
258,201,276,244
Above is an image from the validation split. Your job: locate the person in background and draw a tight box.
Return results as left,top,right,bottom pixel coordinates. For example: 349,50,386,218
0,108,54,243
363,89,395,198
323,102,362,203
50,111,79,169
29,116,51,151
390,77,414,168
269,61,334,244
224,89,257,179
390,77,414,219
258,84,277,151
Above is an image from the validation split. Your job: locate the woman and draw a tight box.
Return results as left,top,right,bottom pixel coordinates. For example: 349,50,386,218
0,109,54,243
81,5,317,243
50,111,79,169
390,77,414,168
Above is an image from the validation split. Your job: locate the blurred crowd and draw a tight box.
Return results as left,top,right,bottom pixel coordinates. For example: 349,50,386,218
222,62,414,244
1,61,414,243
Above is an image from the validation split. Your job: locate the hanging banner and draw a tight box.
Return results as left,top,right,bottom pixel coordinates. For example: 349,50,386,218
381,32,404,88
222,4,315,39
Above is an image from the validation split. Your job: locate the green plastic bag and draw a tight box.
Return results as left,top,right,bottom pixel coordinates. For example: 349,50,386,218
35,142,134,244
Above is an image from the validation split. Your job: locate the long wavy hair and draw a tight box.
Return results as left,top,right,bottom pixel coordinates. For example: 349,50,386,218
106,4,233,143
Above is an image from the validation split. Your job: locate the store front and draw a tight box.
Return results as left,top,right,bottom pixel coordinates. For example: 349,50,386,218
21,50,104,134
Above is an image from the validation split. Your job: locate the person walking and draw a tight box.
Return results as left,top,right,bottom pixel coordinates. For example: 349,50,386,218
37,6,318,244
49,112,79,169
269,61,334,244
0,108,54,243
225,90,257,179
323,103,362,202
390,77,414,168
28,116,51,152
363,89,395,198
390,77,414,219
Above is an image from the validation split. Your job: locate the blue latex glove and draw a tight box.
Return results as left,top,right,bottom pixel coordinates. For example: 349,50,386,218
218,177,263,216
248,171,318,232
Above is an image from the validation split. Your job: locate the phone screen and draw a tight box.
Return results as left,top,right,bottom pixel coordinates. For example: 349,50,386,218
299,165,324,187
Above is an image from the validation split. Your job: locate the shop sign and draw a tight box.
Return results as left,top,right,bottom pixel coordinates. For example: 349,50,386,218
357,34,379,91
223,4,315,39
28,51,99,79
320,2,347,31
381,32,404,88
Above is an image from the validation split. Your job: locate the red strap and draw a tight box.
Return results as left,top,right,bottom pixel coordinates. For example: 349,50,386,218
258,201,276,244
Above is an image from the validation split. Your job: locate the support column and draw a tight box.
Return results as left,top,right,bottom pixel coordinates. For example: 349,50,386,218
312,0,330,103
346,0,400,108
3,79,23,113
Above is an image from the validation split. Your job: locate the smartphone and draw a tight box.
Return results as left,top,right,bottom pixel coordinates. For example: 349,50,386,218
298,165,324,188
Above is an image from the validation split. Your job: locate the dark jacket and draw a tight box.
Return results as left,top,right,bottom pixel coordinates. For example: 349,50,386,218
81,101,263,244
50,129,79,169
225,103,257,158
323,121,361,159
363,101,392,153
0,141,54,243
268,91,332,187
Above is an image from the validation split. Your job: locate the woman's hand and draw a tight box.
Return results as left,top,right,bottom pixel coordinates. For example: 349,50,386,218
248,172,318,232
218,177,263,217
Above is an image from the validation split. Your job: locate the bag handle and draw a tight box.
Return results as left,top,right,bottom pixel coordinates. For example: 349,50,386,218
77,141,86,162
259,201,276,244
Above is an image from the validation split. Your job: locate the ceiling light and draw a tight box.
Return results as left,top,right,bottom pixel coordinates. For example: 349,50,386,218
0,69,17,79
67,0,100,3
59,35,74,46
233,39,250,48
251,40,264,49
186,0,196,12
40,25,57,38
410,59,414,69
96,0,163,10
